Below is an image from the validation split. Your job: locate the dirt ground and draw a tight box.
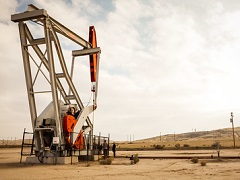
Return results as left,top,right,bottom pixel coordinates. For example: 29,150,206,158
1,148,240,180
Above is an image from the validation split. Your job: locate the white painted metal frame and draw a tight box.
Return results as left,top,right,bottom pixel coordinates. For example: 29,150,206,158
11,4,101,153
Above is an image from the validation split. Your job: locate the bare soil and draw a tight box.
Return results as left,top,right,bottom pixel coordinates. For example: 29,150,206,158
1,148,240,180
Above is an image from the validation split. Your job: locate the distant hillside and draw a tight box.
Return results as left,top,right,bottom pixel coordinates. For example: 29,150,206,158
139,127,240,141
118,127,240,150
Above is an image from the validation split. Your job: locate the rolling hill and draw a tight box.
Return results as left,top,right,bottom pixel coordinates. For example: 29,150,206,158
117,127,240,150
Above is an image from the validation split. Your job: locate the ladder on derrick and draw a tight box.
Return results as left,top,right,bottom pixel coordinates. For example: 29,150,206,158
20,128,35,163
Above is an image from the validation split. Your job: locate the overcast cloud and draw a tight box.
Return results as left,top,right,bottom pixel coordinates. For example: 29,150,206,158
1,0,240,141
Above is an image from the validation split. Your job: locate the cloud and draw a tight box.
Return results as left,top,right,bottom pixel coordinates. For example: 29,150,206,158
1,0,240,140
94,0,240,139
0,0,17,22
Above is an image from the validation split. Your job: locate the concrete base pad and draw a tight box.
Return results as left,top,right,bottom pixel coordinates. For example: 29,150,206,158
25,156,78,164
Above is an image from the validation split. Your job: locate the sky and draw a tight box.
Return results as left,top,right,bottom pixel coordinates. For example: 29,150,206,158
1,0,240,141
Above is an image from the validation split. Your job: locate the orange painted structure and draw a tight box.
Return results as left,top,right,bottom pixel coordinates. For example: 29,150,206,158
89,26,98,83
62,115,84,149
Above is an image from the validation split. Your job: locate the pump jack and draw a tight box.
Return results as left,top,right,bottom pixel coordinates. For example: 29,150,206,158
11,4,102,163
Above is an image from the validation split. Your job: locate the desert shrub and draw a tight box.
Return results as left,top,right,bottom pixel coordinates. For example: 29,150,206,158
201,161,207,166
217,158,223,162
175,143,180,148
99,158,112,165
130,154,139,164
183,144,190,148
191,157,198,163
133,154,139,164
211,141,221,148
155,145,165,149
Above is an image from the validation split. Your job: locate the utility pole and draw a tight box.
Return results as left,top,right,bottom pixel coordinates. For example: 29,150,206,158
160,132,161,142
230,112,236,148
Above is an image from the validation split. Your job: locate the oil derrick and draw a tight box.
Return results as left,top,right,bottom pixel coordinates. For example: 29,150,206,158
11,4,103,164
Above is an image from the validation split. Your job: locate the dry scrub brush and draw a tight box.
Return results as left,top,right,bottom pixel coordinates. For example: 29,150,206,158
200,161,207,166
99,157,113,165
191,157,199,163
130,154,139,164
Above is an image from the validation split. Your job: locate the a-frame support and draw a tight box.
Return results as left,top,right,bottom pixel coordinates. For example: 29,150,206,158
11,4,101,160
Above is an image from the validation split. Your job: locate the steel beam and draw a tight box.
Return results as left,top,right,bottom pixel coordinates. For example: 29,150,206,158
50,18,92,48
11,9,47,22
12,5,91,48
18,22,37,130
28,38,46,46
18,22,41,151
44,17,62,140
72,47,101,57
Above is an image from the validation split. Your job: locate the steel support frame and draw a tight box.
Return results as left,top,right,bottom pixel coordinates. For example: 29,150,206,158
12,5,100,153
44,16,62,141
18,21,42,150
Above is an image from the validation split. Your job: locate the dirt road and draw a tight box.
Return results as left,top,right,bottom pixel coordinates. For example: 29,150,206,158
0,148,240,179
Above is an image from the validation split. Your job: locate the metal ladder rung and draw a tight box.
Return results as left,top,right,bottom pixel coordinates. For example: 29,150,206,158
28,38,46,46
24,38,46,47
56,73,65,78
20,128,35,163
65,95,76,100
21,153,34,156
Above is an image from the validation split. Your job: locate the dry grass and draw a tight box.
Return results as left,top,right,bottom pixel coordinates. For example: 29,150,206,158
118,138,240,150
116,127,240,150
